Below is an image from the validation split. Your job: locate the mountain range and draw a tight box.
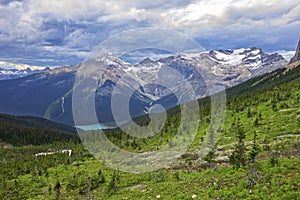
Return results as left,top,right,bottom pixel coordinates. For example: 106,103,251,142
0,47,289,126
0,67,51,80
0,61,51,80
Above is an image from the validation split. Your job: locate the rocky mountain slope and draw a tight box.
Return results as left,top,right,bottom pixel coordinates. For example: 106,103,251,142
0,48,287,125
289,39,300,64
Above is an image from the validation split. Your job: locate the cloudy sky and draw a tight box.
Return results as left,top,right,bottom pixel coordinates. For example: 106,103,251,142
0,0,299,66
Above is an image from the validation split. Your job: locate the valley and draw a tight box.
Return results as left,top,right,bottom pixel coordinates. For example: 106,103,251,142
0,58,299,199
0,48,287,126
1,1,300,199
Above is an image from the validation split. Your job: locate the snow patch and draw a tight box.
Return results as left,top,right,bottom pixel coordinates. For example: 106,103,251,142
35,149,72,157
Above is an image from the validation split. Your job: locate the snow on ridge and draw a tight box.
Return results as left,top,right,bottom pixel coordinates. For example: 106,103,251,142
179,53,201,60
0,69,20,75
95,53,132,67
0,61,47,71
211,48,262,66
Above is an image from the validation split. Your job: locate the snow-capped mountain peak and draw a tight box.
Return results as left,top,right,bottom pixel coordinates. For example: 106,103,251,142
0,46,289,125
0,61,51,80
139,57,157,66
94,53,131,68
209,47,262,66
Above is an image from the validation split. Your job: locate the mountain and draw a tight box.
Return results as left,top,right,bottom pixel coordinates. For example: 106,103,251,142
0,61,50,80
0,69,77,125
139,59,300,122
289,39,300,64
0,48,287,126
0,67,50,80
1,54,299,200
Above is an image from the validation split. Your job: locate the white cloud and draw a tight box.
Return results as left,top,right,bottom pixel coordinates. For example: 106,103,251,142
159,0,299,34
66,29,97,50
272,4,300,25
162,0,230,26
275,50,295,61
0,61,46,70
2,0,300,37
0,0,299,65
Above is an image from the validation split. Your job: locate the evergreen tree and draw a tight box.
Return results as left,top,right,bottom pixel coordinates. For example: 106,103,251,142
107,170,119,194
54,181,61,200
248,131,260,165
229,119,246,168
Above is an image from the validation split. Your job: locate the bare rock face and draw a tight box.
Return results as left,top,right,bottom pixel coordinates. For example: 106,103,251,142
289,39,300,64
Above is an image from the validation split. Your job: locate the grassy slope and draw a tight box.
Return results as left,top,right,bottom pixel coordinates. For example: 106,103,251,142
2,144,299,199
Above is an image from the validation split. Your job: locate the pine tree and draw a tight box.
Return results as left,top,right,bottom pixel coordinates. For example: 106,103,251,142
247,108,251,118
107,170,118,194
253,117,259,127
246,131,260,191
229,119,246,168
54,181,61,200
248,131,260,165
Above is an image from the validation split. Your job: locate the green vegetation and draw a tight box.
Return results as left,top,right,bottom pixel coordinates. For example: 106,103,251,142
0,113,77,133
0,114,79,146
1,64,300,199
1,143,299,199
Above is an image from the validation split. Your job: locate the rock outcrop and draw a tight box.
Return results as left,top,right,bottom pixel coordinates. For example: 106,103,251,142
289,39,300,64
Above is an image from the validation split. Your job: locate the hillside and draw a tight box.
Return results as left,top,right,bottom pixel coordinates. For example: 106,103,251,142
98,62,300,156
0,113,77,134
0,114,79,146
0,62,299,199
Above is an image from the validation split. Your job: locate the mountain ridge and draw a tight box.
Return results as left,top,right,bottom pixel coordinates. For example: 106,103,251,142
0,113,77,134
0,67,50,80
0,47,288,126
0,113,80,146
